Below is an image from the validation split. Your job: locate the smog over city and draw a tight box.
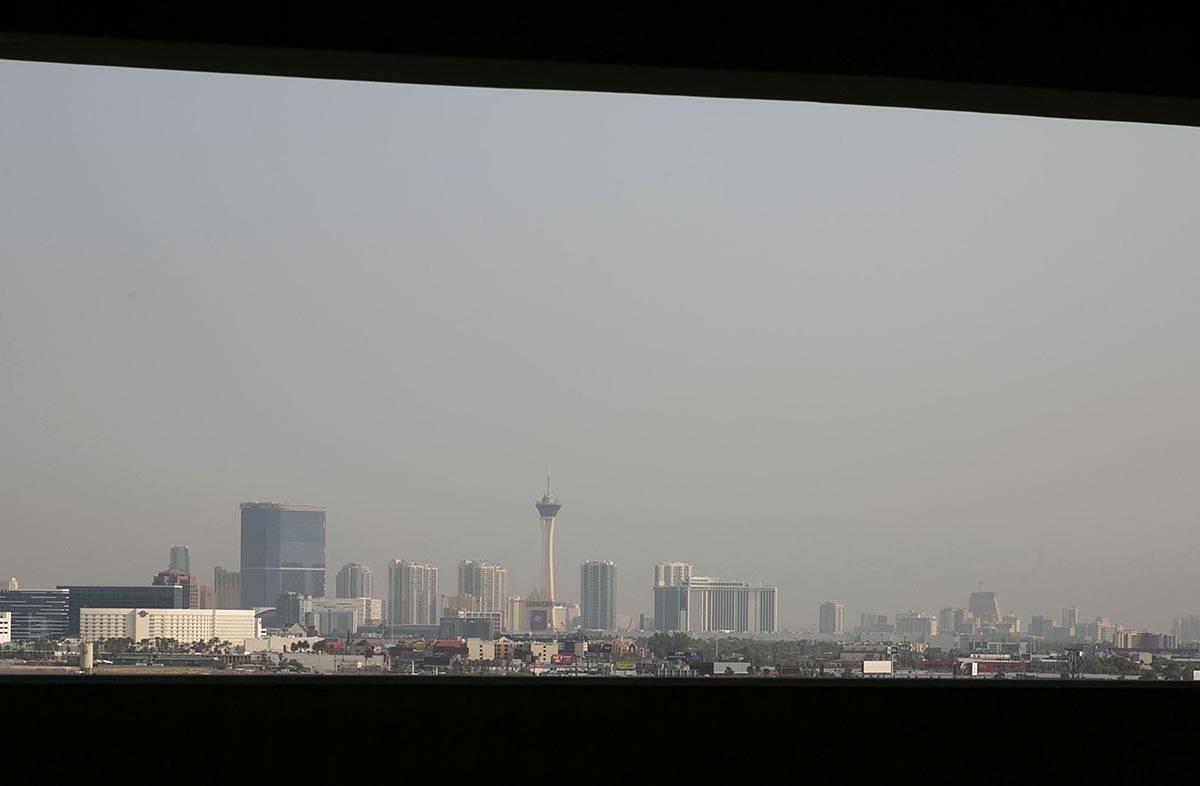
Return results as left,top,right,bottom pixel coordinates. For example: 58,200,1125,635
3,57,1200,650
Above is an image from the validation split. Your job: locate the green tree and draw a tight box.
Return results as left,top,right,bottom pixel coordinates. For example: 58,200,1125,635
644,632,696,659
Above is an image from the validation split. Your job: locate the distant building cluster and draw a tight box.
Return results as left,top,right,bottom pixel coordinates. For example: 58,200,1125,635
5,478,1198,685
805,589,1187,656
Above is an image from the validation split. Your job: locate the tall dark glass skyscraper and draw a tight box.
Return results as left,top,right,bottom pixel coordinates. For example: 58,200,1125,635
240,502,326,608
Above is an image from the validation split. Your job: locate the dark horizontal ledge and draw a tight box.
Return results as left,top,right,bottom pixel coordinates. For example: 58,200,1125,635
2,32,1200,127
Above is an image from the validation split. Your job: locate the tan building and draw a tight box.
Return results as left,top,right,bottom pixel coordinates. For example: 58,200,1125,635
529,641,559,662
465,638,496,661
214,567,241,609
153,568,199,609
494,637,518,661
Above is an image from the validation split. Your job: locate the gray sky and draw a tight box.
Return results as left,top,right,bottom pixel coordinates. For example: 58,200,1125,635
2,58,1198,631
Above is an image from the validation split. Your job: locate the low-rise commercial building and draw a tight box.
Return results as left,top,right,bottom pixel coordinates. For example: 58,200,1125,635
465,638,496,662
440,610,501,639
286,652,369,673
530,641,559,663
494,637,518,661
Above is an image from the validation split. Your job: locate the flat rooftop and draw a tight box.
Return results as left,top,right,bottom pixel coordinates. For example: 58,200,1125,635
239,502,325,511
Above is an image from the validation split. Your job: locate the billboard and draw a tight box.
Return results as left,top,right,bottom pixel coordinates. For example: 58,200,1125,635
529,609,548,631
551,654,574,665
862,660,893,674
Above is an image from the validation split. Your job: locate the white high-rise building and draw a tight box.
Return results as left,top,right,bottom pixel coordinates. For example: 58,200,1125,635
0,611,10,644
457,560,508,628
581,561,617,631
387,560,439,626
653,576,777,634
819,601,845,635
654,561,694,587
895,611,939,638
6,577,18,591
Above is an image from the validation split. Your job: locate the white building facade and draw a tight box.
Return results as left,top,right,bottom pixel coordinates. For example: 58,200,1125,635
465,638,496,662
387,560,439,626
457,561,508,629
80,608,261,644
654,577,777,634
654,561,694,587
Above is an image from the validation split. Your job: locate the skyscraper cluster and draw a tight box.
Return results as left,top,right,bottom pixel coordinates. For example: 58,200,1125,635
2,476,782,644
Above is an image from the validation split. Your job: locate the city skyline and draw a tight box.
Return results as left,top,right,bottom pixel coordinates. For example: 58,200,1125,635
4,59,1200,630
0,492,1191,634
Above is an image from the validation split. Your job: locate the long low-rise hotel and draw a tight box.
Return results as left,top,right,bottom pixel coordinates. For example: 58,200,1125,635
80,608,261,644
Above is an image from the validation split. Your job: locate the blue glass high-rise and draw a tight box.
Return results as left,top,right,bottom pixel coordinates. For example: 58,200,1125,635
239,502,326,608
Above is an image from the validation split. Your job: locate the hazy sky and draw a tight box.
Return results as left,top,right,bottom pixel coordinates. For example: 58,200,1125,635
2,58,1198,630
